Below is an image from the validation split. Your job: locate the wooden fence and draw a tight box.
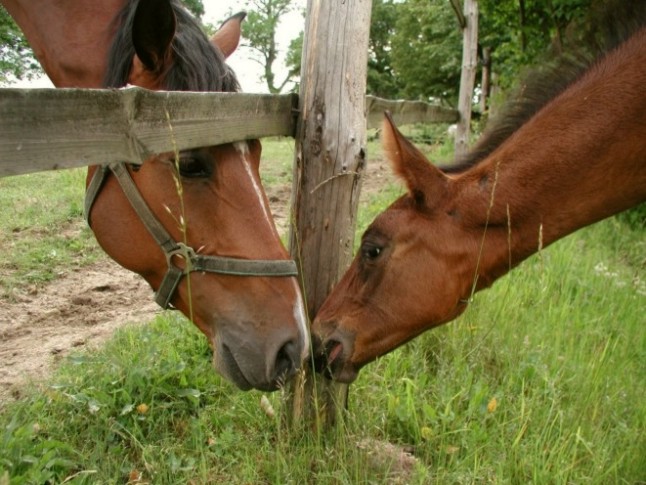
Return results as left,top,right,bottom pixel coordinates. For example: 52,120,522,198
0,88,458,178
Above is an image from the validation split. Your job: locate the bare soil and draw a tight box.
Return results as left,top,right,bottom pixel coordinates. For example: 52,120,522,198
0,259,159,401
0,156,396,402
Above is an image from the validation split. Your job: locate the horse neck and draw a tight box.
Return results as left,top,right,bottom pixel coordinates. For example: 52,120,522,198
456,28,646,290
2,0,126,87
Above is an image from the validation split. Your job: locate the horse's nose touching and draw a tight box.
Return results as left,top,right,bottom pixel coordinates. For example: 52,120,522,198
214,320,308,391
310,321,359,384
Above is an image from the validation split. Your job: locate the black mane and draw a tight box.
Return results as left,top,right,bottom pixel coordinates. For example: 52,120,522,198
103,0,240,92
444,0,646,173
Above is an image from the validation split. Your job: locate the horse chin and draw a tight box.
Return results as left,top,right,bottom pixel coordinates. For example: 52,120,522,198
318,353,360,384
332,362,360,384
212,343,253,391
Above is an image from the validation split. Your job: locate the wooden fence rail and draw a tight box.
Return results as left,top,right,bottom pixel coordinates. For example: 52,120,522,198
365,95,458,129
0,88,458,178
0,88,297,177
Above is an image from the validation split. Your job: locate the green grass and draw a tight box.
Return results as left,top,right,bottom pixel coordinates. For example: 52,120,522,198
362,218,645,483
0,169,102,299
1,138,644,484
258,137,296,186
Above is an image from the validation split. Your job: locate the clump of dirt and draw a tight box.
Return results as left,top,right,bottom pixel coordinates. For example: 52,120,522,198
357,438,420,483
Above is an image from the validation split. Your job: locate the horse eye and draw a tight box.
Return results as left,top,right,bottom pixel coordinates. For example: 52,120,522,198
177,153,211,178
361,243,383,261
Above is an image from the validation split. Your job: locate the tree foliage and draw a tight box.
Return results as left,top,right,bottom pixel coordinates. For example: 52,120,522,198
366,0,597,105
240,0,302,93
367,0,461,103
479,0,593,91
390,0,461,102
367,0,402,99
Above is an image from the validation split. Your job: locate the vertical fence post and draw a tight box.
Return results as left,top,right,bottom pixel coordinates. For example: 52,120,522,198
455,0,478,160
287,0,373,429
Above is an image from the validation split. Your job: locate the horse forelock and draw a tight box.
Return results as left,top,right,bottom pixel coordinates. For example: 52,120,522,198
444,0,646,173
103,0,240,92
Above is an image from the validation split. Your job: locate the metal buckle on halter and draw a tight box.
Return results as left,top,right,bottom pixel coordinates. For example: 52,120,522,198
155,242,198,309
166,242,197,275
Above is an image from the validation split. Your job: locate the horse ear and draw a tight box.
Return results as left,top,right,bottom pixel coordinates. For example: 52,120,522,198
132,0,177,72
381,112,449,209
212,12,246,59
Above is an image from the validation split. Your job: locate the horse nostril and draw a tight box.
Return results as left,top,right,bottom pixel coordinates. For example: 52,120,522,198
272,339,299,384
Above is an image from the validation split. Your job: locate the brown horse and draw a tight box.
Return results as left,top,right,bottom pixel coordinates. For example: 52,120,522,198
3,0,308,391
1,0,124,88
313,20,646,383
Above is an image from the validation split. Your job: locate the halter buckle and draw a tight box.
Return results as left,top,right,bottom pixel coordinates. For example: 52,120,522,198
166,242,197,274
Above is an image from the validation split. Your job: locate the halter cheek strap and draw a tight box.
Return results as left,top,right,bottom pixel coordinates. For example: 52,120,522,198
84,163,298,309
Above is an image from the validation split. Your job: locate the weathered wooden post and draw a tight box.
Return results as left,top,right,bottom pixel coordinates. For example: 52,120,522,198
287,0,373,429
454,0,478,159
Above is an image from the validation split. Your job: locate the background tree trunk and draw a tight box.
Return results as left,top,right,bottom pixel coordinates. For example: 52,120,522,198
480,46,491,113
454,0,478,160
287,0,372,429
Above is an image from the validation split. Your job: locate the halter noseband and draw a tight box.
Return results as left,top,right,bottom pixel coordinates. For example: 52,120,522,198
84,162,299,309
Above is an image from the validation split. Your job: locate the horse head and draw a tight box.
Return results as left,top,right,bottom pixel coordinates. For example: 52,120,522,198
86,0,308,391
312,24,646,382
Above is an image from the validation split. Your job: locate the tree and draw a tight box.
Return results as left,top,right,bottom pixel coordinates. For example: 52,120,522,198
240,0,302,93
365,0,600,107
366,0,403,99
365,0,462,104
391,0,462,103
283,30,302,91
0,5,40,83
479,0,593,91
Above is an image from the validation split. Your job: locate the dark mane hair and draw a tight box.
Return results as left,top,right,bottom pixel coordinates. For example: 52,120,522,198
103,0,240,92
443,0,646,173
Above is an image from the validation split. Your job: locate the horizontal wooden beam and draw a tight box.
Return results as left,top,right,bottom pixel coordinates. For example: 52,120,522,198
0,89,459,178
0,88,297,177
365,95,459,129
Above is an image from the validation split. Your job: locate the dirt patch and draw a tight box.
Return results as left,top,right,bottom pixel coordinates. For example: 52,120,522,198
357,438,419,483
266,183,293,235
0,260,159,402
361,154,397,200
0,154,397,403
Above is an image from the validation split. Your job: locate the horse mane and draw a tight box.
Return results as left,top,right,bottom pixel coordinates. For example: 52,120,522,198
443,0,646,173
103,0,240,92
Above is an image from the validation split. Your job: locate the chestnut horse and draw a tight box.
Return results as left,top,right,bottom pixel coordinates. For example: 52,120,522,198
313,18,646,383
2,0,308,391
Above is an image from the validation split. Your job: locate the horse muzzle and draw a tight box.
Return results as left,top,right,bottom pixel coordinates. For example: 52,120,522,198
311,324,360,384
213,324,306,391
